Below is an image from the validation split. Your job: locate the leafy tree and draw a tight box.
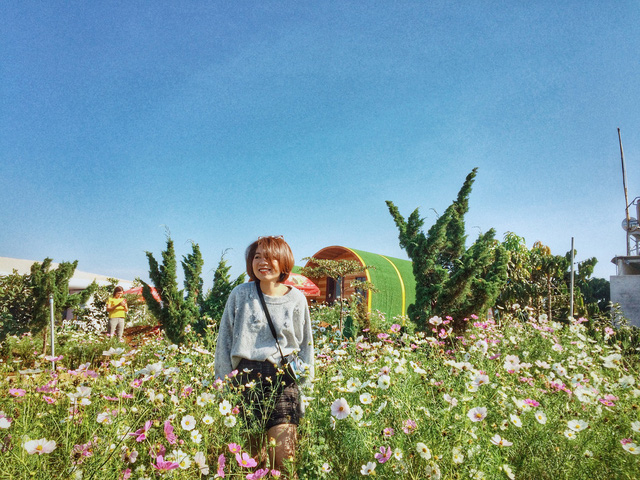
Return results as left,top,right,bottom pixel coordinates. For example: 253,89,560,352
142,238,202,345
0,270,34,340
29,258,97,351
386,168,508,331
201,251,246,324
300,257,374,331
497,235,607,322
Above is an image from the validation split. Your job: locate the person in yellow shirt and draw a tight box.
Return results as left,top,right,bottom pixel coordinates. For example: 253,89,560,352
106,286,128,342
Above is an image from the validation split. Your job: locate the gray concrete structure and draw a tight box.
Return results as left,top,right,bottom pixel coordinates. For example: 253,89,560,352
610,256,640,328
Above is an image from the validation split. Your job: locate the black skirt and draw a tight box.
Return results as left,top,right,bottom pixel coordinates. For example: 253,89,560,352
235,358,300,429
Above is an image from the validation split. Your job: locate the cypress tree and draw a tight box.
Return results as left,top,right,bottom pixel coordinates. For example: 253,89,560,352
386,169,508,331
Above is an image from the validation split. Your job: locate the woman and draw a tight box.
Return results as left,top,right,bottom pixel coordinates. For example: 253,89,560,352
106,286,128,342
214,236,314,476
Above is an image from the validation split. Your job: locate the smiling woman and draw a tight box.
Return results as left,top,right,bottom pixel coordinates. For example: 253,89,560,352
214,235,314,477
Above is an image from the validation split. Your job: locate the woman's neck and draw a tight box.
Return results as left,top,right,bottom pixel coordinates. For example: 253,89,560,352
260,280,289,297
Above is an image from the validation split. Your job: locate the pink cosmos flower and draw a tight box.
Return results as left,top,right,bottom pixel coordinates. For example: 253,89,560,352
246,468,269,479
403,419,417,434
129,420,152,442
374,446,392,464
228,443,242,454
524,398,540,407
152,455,180,472
270,470,281,477
42,396,56,404
215,453,226,478
119,468,132,480
390,324,401,333
235,452,257,468
164,420,177,445
9,388,26,397
383,427,395,437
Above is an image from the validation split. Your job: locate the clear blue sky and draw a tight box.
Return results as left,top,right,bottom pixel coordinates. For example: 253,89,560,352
2,1,639,286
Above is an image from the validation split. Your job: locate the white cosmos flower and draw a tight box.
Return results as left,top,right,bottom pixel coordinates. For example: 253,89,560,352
567,419,588,432
443,394,458,408
202,415,213,425
601,353,622,369
350,405,364,422
490,434,513,447
218,400,232,416
193,451,209,475
623,442,640,454
346,377,362,392
467,407,487,422
510,414,522,428
181,415,196,431
360,461,376,475
501,464,515,480
331,398,350,420
416,442,431,460
534,411,547,424
359,392,372,405
223,415,237,428
631,421,640,433
23,438,57,455
190,430,202,443
377,375,391,390
564,429,577,440
393,448,403,460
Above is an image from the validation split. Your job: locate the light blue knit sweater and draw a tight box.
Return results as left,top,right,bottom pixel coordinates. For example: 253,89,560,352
214,282,315,385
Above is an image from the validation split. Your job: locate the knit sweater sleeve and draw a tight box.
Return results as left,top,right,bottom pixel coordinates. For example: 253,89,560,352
298,301,315,387
214,287,237,381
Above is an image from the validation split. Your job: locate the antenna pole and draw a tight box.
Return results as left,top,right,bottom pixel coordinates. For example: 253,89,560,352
619,128,631,256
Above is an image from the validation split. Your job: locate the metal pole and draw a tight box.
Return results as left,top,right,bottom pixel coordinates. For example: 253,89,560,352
49,294,55,370
570,237,575,319
619,128,631,256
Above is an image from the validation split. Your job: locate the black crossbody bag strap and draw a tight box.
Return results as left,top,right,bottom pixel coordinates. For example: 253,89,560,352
255,282,287,365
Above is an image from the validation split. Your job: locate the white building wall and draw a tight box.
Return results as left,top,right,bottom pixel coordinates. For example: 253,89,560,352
610,275,640,328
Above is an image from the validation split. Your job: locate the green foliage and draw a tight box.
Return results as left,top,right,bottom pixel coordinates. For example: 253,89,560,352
497,234,610,322
29,258,97,336
0,270,34,341
142,237,202,345
201,251,246,324
386,168,508,330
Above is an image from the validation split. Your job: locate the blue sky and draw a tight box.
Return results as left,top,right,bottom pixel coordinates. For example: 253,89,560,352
2,1,640,287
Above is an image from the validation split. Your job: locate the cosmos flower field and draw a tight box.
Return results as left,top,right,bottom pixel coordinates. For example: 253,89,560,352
1,310,639,479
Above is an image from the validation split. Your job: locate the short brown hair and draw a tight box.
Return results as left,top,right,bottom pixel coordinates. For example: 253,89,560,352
245,236,294,283
113,286,124,295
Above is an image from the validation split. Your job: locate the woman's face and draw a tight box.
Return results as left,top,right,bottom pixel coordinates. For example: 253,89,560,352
252,245,281,283
115,290,123,297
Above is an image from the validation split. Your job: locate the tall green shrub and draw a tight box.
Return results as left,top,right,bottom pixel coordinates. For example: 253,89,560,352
201,251,245,323
29,258,97,337
0,270,34,340
142,238,202,345
386,168,508,330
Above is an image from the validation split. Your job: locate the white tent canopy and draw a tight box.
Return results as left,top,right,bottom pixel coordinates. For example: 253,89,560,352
0,257,133,292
